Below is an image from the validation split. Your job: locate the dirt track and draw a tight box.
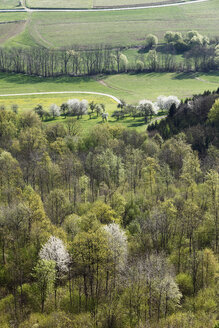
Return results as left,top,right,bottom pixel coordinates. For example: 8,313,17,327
0,0,208,12
0,91,122,104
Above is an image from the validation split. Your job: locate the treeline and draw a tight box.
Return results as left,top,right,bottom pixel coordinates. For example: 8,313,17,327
0,42,218,77
0,91,219,328
148,89,219,154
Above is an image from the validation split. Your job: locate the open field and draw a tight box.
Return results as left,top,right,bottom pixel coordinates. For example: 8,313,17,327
102,72,219,102
26,0,189,9
0,12,26,21
0,71,218,131
1,0,218,48
0,13,27,46
0,0,21,9
0,92,166,132
93,0,189,7
27,0,92,9
0,20,26,44
0,71,218,102
0,93,121,131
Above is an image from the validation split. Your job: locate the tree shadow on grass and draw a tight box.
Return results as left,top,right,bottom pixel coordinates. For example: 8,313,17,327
108,117,146,128
0,72,94,85
173,72,198,80
173,72,219,81
128,121,146,128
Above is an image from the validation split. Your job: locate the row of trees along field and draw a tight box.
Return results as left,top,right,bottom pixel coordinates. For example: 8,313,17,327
31,96,180,123
0,89,219,327
0,31,218,77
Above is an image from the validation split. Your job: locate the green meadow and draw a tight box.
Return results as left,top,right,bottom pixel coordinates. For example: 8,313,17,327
0,71,218,131
0,0,21,9
0,0,218,48
0,72,218,103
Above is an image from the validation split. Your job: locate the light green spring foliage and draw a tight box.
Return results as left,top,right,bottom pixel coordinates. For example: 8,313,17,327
208,99,219,127
145,34,158,48
32,259,56,312
0,98,218,327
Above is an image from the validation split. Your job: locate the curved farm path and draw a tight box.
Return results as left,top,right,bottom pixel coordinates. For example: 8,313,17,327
195,77,219,84
98,79,135,95
0,91,122,104
0,0,208,12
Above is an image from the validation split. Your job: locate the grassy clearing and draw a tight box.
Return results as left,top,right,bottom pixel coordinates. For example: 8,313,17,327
3,0,219,48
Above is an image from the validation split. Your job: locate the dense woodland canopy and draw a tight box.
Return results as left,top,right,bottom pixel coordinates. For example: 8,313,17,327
0,90,219,328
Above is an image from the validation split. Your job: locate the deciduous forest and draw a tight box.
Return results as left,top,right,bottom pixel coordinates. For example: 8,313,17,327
0,89,219,328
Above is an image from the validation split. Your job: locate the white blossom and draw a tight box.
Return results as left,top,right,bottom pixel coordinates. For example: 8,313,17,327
67,98,80,115
138,99,157,115
104,223,127,270
49,104,60,117
79,99,88,116
39,236,70,272
156,95,180,111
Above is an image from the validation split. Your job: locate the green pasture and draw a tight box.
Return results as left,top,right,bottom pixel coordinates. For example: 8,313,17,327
0,0,21,9
27,0,92,9
0,93,121,131
0,93,116,111
102,72,219,102
0,72,218,103
26,0,183,9
0,92,152,132
0,13,26,21
1,0,218,48
93,0,180,6
0,13,27,46
0,71,218,131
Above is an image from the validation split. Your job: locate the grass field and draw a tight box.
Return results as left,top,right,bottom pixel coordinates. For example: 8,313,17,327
0,72,218,103
0,71,217,131
0,92,166,132
0,13,27,46
0,0,21,9
0,93,121,131
101,72,219,102
0,13,26,22
27,0,185,9
93,0,187,7
0,21,26,45
27,0,92,9
1,0,218,48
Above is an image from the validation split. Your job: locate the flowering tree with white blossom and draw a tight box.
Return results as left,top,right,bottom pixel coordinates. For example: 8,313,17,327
39,236,70,308
39,236,70,272
104,223,128,288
